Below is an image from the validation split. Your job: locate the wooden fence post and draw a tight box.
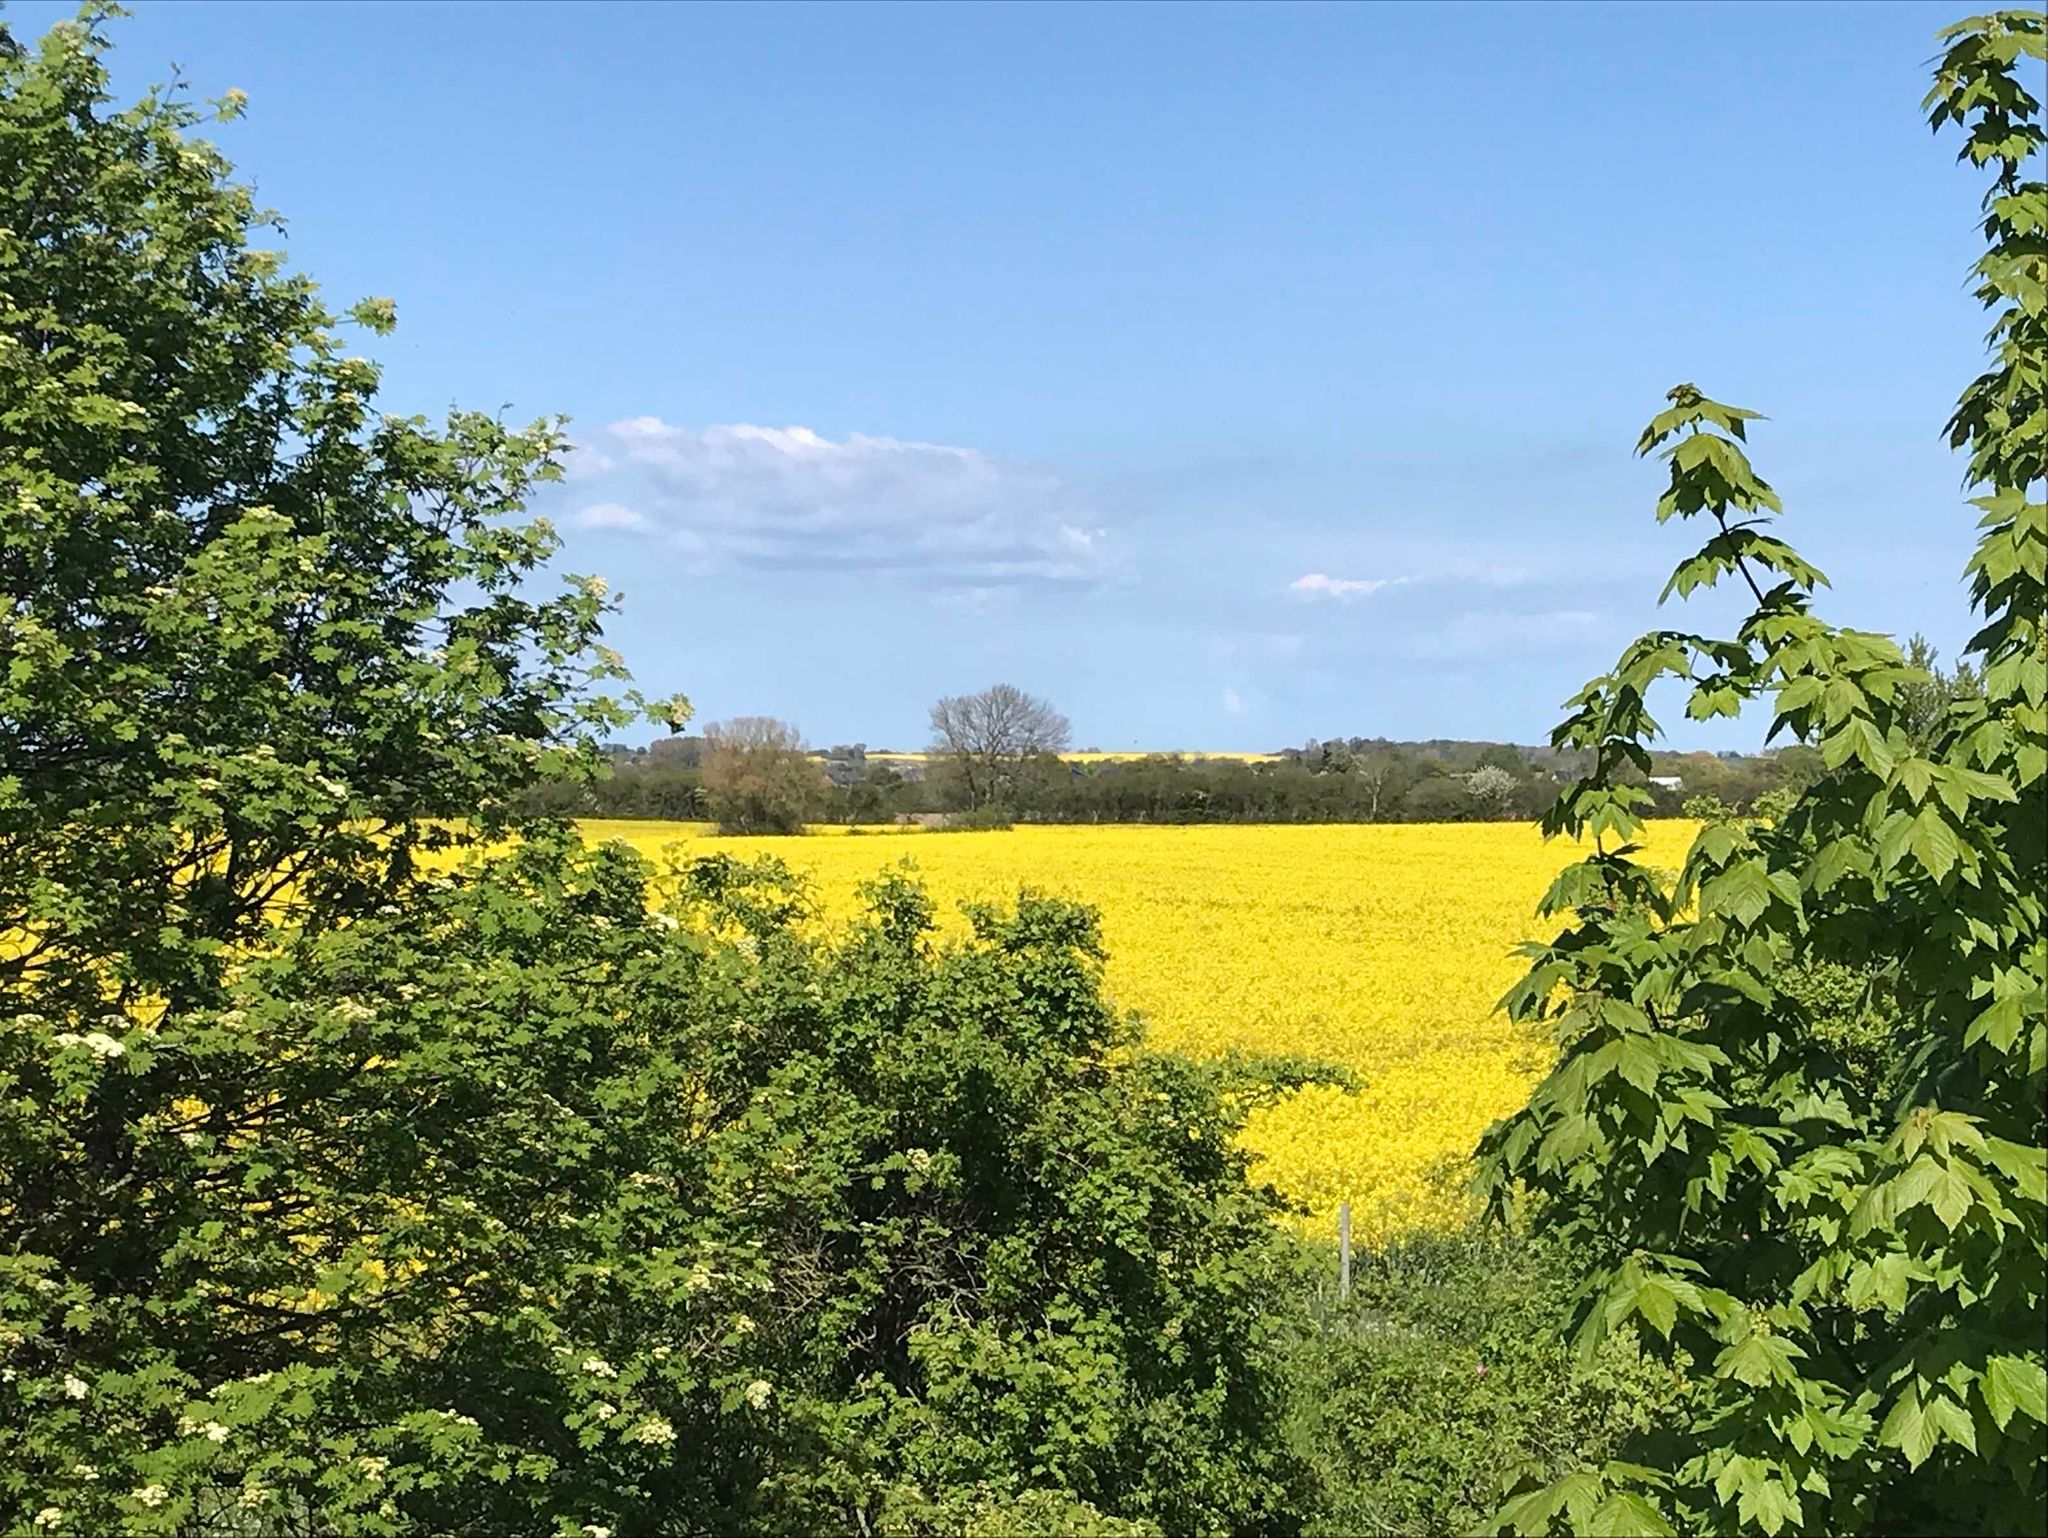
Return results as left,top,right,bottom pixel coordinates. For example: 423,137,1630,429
1337,1201,1352,1303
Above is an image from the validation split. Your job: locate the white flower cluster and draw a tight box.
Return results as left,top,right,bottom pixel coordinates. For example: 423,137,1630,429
51,1032,123,1059
627,1416,675,1446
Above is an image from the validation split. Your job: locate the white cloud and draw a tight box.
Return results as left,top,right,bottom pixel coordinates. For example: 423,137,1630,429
562,441,617,480
561,418,1109,590
1221,687,1248,716
1289,572,1408,601
572,502,649,531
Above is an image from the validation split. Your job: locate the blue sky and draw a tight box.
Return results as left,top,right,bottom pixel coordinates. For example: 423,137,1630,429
28,0,1994,750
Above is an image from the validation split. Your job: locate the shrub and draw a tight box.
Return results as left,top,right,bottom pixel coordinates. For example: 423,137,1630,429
1283,1226,1677,1538
2,830,1327,1533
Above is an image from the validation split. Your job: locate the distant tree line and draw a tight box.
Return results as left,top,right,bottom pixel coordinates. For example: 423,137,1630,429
516,657,1985,832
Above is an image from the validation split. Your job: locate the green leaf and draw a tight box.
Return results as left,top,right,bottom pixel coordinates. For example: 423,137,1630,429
1927,1391,1979,1454
1878,1385,1938,1468
1614,1037,1662,1095
1589,1492,1674,1537
1844,1252,1915,1314
1893,756,1936,802
1703,860,1772,926
1908,808,1962,882
1633,1275,1680,1338
1716,1333,1801,1388
1965,995,2026,1051
1736,1475,1803,1536
1927,1164,1976,1230
1982,1355,2048,1430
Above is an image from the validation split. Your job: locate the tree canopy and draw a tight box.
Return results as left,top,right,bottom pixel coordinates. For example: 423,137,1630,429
1477,12,2046,1534
929,684,1072,808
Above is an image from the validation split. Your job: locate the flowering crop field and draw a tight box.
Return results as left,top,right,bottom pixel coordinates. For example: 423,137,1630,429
579,819,1698,1243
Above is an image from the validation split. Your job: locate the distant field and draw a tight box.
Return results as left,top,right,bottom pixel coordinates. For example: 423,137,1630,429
578,818,1700,1241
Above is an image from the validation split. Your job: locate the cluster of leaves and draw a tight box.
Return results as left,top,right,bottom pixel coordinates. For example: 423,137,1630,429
1281,1225,1679,1538
1475,13,2046,1535
4,833,1318,1533
0,5,678,1026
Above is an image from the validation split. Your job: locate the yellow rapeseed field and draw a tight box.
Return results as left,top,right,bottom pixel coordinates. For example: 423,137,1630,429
579,819,1697,1243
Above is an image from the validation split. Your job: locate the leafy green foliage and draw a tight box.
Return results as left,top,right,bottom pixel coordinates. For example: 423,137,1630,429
0,6,678,1026
1283,1226,1678,1538
1475,14,2047,1533
2,833,1314,1532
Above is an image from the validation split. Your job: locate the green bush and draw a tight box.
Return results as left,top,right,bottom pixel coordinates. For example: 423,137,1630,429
3,832,1326,1533
1283,1227,1677,1537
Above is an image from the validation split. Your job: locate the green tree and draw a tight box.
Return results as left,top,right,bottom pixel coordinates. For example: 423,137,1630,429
1398,774,1478,823
0,7,670,1026
700,716,819,834
1897,633,1984,751
0,9,680,1528
1477,743,1526,776
1475,15,2046,1535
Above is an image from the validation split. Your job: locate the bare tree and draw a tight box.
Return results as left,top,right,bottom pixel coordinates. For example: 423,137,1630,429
702,716,819,833
928,684,1071,808
1356,750,1400,821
